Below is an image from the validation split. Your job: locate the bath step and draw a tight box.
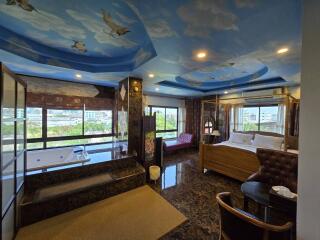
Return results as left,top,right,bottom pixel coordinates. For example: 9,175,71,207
20,164,146,226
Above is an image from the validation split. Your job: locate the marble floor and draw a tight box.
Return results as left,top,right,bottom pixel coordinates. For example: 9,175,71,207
149,149,244,240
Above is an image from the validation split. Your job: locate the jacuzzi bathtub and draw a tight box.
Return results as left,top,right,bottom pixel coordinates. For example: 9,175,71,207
27,147,90,172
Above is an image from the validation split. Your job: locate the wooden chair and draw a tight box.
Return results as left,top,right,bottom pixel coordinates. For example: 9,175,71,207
216,192,293,240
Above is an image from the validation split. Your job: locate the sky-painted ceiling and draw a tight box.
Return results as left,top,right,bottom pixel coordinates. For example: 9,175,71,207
0,0,302,97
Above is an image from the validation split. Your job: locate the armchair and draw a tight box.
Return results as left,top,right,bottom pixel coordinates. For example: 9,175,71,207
216,192,293,240
247,148,298,193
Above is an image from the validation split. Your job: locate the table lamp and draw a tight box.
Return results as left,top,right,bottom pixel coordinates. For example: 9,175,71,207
211,129,220,143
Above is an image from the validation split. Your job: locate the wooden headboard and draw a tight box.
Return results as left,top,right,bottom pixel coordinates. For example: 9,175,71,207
234,131,299,150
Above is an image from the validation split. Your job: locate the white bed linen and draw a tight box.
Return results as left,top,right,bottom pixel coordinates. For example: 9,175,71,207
214,141,298,154
214,141,257,153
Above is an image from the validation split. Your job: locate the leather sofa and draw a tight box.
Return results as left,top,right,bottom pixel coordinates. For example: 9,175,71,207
247,148,298,193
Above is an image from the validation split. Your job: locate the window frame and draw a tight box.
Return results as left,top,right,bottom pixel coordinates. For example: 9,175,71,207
27,106,114,150
238,104,281,133
146,105,179,139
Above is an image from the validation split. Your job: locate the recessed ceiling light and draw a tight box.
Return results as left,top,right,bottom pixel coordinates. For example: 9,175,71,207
155,87,160,91
196,51,207,59
148,73,155,78
277,48,289,54
224,91,228,94
75,73,82,79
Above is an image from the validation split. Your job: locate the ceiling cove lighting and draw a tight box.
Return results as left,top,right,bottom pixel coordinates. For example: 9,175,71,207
148,73,155,78
75,73,82,79
224,91,229,94
277,48,289,54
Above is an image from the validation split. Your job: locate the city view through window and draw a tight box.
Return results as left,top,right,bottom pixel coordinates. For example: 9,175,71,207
238,106,284,133
27,107,113,149
146,106,178,139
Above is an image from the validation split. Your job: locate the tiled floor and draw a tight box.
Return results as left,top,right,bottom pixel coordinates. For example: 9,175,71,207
149,149,244,240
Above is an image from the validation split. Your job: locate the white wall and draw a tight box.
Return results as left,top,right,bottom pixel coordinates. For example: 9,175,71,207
297,1,320,239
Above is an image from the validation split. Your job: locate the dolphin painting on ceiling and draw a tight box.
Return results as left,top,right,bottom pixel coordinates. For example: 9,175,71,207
6,0,39,12
101,9,130,37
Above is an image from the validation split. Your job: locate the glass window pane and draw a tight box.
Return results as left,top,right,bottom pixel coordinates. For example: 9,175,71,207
16,153,25,191
152,107,165,131
156,131,177,139
27,107,42,139
2,122,14,168
144,107,150,116
47,137,113,148
242,107,259,131
47,109,83,137
166,108,177,130
259,106,281,133
2,162,14,214
16,120,24,154
27,142,43,150
84,110,112,135
2,73,15,167
17,83,25,119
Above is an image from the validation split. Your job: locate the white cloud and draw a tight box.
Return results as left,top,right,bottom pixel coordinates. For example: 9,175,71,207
177,0,238,38
25,30,72,50
134,48,153,67
66,9,137,49
0,3,85,40
126,1,177,39
145,19,178,38
6,62,61,74
6,37,40,61
115,12,136,24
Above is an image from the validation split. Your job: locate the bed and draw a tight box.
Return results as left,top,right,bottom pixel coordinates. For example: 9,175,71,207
199,131,298,182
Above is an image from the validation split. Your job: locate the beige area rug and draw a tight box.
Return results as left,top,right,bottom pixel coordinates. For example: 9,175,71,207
16,186,187,240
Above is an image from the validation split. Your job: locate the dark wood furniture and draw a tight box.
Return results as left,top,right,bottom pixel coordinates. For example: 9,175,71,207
199,131,298,182
247,148,298,193
216,192,293,240
241,181,297,223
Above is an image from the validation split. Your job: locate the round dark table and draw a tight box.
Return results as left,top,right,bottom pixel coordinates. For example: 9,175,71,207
241,181,272,222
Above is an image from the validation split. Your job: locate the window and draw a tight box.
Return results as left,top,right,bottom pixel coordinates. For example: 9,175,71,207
84,110,112,135
147,106,178,139
233,105,285,134
242,107,259,131
204,121,213,134
259,106,282,133
152,107,165,130
27,106,114,149
47,109,83,137
47,137,113,148
27,107,42,139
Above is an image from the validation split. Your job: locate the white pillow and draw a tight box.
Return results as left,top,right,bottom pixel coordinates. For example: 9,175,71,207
229,132,253,145
252,134,284,150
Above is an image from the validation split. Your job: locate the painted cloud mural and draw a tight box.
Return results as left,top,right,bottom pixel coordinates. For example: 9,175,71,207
0,0,302,96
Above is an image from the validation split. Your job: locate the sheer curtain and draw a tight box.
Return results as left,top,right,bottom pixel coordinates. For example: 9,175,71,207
277,104,286,134
178,107,186,135
232,104,244,131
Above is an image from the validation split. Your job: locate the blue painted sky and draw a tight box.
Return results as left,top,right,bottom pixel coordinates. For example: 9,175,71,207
0,0,302,96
